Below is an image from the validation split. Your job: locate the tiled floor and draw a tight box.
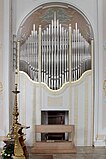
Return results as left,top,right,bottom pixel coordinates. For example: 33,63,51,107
0,147,106,159
29,147,106,159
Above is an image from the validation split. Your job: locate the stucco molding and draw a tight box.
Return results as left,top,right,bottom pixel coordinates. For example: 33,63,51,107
0,82,3,93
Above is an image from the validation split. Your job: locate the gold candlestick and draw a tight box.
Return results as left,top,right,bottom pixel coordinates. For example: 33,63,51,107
12,84,20,126
12,84,29,159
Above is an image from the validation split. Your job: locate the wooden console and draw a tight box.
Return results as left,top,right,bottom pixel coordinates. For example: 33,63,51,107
31,125,76,154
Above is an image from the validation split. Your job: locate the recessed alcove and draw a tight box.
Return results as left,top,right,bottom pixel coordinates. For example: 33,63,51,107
18,1,94,146
41,111,69,141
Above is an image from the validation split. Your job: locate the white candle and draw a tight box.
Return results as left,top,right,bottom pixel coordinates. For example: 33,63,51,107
17,41,20,72
15,69,18,84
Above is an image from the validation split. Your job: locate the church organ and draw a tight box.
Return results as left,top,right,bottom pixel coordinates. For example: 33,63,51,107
17,3,94,146
19,13,92,90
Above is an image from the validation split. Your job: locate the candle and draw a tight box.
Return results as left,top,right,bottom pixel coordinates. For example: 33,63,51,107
15,69,18,84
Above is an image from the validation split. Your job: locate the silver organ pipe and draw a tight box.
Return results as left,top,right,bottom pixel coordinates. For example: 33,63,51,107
73,29,76,81
19,16,92,89
59,24,62,87
66,30,69,81
41,31,44,82
38,25,41,82
35,30,38,81
29,35,32,78
30,32,34,80
75,23,78,81
44,30,46,83
48,24,51,88
51,19,54,89
64,29,67,83
27,36,30,76
77,29,80,79
57,19,59,89
46,27,49,85
69,24,72,81
54,12,56,90
20,24,38,81
62,27,64,85
71,23,91,81
79,30,81,78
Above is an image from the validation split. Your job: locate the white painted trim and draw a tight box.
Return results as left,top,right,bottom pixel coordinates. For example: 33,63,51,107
94,0,103,145
20,70,92,94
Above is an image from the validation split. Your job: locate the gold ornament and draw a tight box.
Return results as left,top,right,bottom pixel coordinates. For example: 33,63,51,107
13,124,25,159
103,80,106,96
0,82,3,93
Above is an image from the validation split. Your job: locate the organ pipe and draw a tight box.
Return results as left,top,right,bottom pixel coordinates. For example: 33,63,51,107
48,24,51,87
19,14,92,90
38,25,41,82
57,19,59,89
51,19,54,89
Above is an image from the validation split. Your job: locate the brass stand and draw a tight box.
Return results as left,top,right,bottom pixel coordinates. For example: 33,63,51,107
13,124,25,159
12,84,29,159
4,84,29,159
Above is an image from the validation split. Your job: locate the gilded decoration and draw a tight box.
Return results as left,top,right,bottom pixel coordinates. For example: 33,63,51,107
1,84,29,159
103,80,106,96
0,82,3,93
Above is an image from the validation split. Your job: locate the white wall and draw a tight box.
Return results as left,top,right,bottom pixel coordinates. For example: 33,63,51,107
0,0,4,147
0,0,10,147
2,0,10,135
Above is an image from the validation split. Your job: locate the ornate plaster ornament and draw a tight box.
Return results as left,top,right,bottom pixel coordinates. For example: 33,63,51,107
103,80,106,96
0,82,3,93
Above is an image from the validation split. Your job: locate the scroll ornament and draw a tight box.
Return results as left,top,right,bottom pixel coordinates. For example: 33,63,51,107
0,82,3,93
